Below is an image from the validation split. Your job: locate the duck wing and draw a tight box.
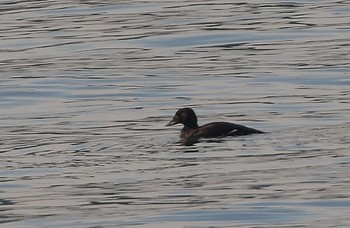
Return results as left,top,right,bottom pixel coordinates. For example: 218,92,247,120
195,122,263,138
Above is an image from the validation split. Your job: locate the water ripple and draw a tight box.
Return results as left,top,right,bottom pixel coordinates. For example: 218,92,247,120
1,0,350,227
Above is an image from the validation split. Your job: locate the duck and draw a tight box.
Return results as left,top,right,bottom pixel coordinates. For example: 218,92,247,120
166,108,263,140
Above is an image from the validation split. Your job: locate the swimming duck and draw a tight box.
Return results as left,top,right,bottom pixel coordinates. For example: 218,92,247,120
166,108,263,139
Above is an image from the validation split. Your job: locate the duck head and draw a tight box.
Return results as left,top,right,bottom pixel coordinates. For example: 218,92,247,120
166,108,199,128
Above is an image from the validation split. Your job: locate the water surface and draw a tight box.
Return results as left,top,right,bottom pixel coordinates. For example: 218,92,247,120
0,1,349,227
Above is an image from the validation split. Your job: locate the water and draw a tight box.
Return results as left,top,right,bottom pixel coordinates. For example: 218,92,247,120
1,1,349,227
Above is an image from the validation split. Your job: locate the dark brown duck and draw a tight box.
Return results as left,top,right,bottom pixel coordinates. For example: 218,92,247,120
166,108,263,139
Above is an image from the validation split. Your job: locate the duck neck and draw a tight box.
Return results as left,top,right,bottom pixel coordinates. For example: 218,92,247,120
184,122,199,129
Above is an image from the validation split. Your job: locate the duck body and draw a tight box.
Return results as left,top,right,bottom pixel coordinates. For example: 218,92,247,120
166,108,263,140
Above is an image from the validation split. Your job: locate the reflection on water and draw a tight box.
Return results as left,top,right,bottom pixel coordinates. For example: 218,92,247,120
1,0,350,227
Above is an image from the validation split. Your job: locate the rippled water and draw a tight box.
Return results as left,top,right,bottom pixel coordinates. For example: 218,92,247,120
1,1,350,227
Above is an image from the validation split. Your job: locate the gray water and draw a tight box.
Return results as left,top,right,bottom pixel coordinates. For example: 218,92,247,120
1,1,350,227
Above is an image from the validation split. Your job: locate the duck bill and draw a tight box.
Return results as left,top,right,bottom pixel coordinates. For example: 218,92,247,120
166,119,178,126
